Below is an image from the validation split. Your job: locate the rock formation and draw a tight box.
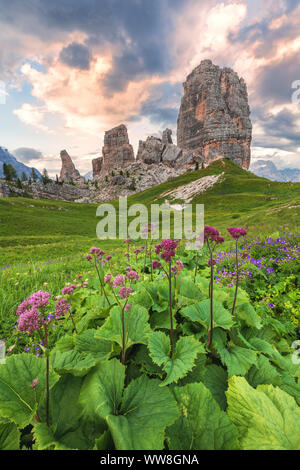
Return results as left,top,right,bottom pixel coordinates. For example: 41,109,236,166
101,124,134,175
92,156,103,178
59,150,82,183
136,136,164,164
177,60,252,169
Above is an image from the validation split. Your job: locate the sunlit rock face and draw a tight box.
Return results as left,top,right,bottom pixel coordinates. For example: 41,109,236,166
101,124,134,175
59,150,82,182
177,60,252,169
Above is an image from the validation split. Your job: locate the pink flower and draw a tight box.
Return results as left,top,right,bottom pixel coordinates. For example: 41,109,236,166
104,273,112,284
28,291,51,309
113,274,125,287
125,304,131,311
17,308,45,334
155,239,178,262
227,227,247,239
86,255,92,261
62,285,76,295
77,275,83,280
152,260,162,270
17,299,31,316
55,298,71,318
126,270,139,281
124,238,131,244
119,286,133,299
31,379,39,388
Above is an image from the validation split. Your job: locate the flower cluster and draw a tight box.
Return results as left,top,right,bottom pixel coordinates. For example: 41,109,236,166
55,298,71,318
126,270,139,281
155,239,178,262
152,260,162,270
17,307,45,334
62,284,76,295
204,226,224,244
227,227,247,239
113,274,125,287
119,286,133,299
28,290,51,309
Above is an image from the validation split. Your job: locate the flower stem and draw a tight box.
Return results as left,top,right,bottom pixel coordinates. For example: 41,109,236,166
44,325,49,427
168,260,174,358
95,259,110,306
194,252,199,283
231,239,239,316
121,303,126,364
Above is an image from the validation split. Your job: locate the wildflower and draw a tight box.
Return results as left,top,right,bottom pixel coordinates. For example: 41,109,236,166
124,238,131,244
62,285,76,295
119,286,133,299
126,270,139,281
125,304,131,311
17,308,45,334
55,298,71,318
152,260,162,270
86,255,92,261
31,379,38,388
155,239,178,262
104,273,112,284
227,227,247,239
28,291,51,309
113,274,125,287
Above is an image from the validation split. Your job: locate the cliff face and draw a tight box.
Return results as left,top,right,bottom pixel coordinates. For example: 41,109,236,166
101,124,134,175
177,60,252,169
59,150,82,182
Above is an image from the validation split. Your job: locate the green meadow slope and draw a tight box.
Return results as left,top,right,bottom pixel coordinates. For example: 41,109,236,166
0,159,299,267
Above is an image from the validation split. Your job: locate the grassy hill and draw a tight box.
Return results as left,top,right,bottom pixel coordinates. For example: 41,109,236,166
0,158,299,267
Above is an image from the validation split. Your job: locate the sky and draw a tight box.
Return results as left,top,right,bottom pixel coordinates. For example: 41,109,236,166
0,0,300,177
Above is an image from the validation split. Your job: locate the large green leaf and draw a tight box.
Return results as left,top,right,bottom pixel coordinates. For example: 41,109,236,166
131,287,153,309
107,375,179,450
202,365,228,410
235,303,262,329
167,383,238,450
74,328,112,361
0,422,20,450
50,350,96,377
181,299,233,330
246,355,282,388
219,345,257,378
79,359,179,450
79,359,125,420
226,376,300,450
0,354,59,427
34,375,95,450
148,331,205,386
95,304,151,353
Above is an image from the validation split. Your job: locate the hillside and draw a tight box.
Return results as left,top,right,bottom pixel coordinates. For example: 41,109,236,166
1,159,299,266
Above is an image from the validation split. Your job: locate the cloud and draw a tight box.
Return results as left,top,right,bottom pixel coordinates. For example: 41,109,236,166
59,42,91,70
13,147,43,162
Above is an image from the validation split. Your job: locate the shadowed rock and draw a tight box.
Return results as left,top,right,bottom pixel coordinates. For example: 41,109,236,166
59,150,81,182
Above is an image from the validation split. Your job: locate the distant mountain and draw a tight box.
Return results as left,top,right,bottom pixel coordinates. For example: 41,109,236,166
84,171,93,180
250,160,300,182
0,147,42,180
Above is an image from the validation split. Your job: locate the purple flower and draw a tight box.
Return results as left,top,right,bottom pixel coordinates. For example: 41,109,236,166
228,227,247,239
113,274,125,287
119,286,133,299
126,270,139,281
62,285,76,295
17,308,45,334
155,239,178,262
55,298,71,318
152,260,162,270
28,291,51,309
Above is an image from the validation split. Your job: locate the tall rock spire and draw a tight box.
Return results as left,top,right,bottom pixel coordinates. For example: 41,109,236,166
177,60,252,169
59,150,81,182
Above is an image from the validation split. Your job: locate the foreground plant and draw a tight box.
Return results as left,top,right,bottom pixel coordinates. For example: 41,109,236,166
16,291,52,426
155,238,178,357
87,247,111,305
227,227,247,316
204,226,224,350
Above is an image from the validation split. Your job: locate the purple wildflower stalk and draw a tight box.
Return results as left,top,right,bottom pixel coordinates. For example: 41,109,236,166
94,258,110,306
168,260,174,358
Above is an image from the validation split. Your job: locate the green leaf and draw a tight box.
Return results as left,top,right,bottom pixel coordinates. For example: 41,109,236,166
79,359,125,420
181,299,233,330
246,355,281,388
235,303,262,329
202,365,228,410
131,287,153,309
107,375,179,450
148,331,205,386
0,354,59,428
95,304,151,353
0,422,20,450
74,329,112,361
50,350,96,377
35,375,93,450
79,359,178,450
167,383,238,450
219,345,257,378
226,376,300,450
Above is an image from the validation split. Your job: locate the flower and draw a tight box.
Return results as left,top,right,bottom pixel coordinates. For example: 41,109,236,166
228,227,247,239
119,286,133,299
86,255,92,261
204,225,219,242
155,239,178,262
113,274,125,287
124,238,131,244
31,379,38,388
125,304,131,311
152,260,162,270
104,273,112,284
55,298,71,318
28,291,51,309
17,308,45,334
62,285,76,295
126,270,139,281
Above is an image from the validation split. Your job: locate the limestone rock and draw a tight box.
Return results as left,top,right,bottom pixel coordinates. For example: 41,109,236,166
101,124,134,175
59,150,82,183
162,144,182,166
177,59,252,169
92,156,103,178
136,136,164,164
162,128,173,145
